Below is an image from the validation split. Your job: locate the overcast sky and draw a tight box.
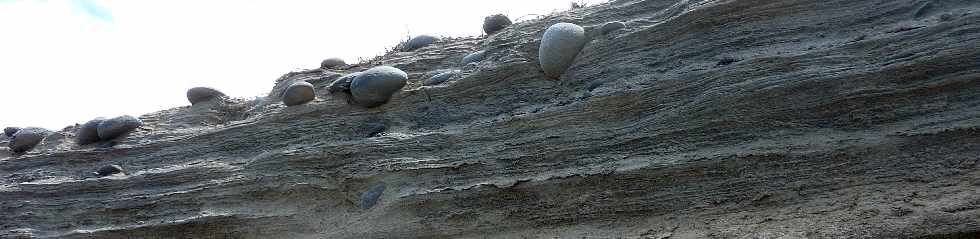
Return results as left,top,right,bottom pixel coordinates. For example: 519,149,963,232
0,0,603,130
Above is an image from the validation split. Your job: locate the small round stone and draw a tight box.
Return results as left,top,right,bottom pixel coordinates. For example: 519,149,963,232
600,21,626,35
282,81,315,106
97,115,143,140
186,87,226,105
95,164,123,177
402,35,438,52
483,14,512,35
328,72,362,94
461,50,486,65
76,117,106,145
8,127,50,154
539,22,589,79
4,127,20,137
350,66,408,107
424,70,460,86
320,58,347,69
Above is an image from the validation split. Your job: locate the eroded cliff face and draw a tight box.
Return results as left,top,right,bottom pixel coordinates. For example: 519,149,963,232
2,0,980,238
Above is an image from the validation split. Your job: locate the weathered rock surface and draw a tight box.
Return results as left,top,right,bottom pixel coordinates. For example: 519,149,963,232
2,0,980,238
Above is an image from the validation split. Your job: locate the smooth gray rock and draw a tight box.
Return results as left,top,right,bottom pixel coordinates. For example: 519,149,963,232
320,58,346,69
424,70,460,86
402,35,438,52
600,21,626,35
539,22,589,79
3,127,20,137
328,72,361,94
360,183,386,209
350,66,408,107
97,115,143,140
8,127,49,153
282,81,315,106
461,50,486,65
186,87,226,105
483,14,512,35
76,117,106,145
95,164,123,177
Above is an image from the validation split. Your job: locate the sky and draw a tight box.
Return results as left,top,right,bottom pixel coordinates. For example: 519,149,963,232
0,0,604,130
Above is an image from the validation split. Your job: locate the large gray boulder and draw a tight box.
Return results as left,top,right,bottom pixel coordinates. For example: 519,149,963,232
282,81,315,106
186,87,226,105
3,127,20,137
97,115,143,140
320,58,347,69
350,66,408,107
76,117,106,145
461,50,486,65
483,14,512,35
328,72,362,94
539,22,589,79
9,127,50,154
402,35,438,52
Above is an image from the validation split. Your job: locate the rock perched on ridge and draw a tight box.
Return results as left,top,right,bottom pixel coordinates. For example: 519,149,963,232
600,21,626,35
483,14,512,35
282,81,315,106
97,115,142,141
186,87,226,105
8,127,50,153
424,70,460,86
94,164,124,177
350,66,408,107
402,35,438,52
461,50,486,65
3,127,20,137
539,22,589,79
76,118,106,145
329,72,362,94
320,58,347,69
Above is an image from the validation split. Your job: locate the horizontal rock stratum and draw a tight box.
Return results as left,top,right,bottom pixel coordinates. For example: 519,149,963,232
2,0,980,238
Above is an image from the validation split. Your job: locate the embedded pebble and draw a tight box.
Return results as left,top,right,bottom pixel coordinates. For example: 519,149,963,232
97,115,143,140
360,183,387,209
461,50,486,65
424,70,461,86
328,72,362,94
600,21,626,35
95,164,124,177
76,118,106,145
9,127,50,154
402,35,438,52
483,14,512,35
186,87,226,105
321,58,347,69
4,127,20,137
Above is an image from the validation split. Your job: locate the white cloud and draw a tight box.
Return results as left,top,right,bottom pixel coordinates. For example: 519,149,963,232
0,0,604,130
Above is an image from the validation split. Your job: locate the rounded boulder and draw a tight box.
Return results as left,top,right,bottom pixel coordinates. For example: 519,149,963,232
539,22,589,79
3,127,20,137
350,66,408,107
97,115,143,140
9,127,50,154
282,81,316,106
321,58,347,69
186,87,226,105
483,14,512,35
402,35,438,52
76,117,106,145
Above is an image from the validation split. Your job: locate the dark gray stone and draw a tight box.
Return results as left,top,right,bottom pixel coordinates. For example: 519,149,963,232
600,21,626,35
76,117,106,145
350,66,408,107
461,50,486,65
320,58,346,69
282,81,315,106
97,115,143,140
3,127,20,137
328,72,361,94
8,127,50,154
424,70,460,86
539,22,588,79
186,87,226,105
483,14,512,35
402,35,438,52
95,164,123,177
360,183,386,209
